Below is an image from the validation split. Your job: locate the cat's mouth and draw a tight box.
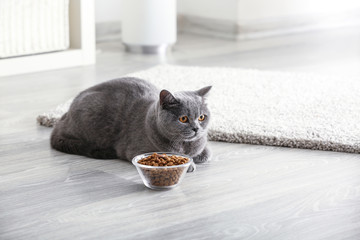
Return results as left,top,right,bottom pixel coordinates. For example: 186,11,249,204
183,131,201,141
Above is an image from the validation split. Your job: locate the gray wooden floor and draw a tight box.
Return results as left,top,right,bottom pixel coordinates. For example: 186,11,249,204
1,28,360,240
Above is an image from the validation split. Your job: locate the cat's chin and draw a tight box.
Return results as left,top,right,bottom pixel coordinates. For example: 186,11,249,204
183,133,203,142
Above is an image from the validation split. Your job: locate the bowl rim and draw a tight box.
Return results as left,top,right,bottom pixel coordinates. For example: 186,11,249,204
132,152,193,169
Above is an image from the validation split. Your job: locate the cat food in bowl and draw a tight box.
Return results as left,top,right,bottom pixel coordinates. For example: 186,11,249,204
132,152,192,190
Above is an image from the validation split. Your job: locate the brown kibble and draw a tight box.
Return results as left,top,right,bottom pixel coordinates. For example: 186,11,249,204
138,153,189,166
137,153,190,187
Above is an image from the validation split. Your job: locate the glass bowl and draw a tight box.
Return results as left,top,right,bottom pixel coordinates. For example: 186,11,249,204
132,152,193,190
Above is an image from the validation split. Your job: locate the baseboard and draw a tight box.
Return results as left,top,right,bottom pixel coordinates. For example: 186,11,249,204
96,10,360,42
96,21,122,42
177,15,238,40
179,10,360,40
235,10,360,40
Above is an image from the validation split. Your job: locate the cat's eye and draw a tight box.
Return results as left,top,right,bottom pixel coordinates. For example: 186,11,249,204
198,114,206,121
179,116,188,123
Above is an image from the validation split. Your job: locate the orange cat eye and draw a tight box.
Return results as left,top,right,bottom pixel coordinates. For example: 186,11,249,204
198,114,206,121
179,116,188,123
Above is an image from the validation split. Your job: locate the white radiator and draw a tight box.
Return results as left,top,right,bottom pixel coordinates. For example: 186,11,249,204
0,0,70,58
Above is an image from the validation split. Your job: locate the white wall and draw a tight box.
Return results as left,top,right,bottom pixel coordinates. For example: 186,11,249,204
177,0,238,21
94,0,239,23
94,0,360,41
95,0,360,24
95,0,122,23
237,0,360,22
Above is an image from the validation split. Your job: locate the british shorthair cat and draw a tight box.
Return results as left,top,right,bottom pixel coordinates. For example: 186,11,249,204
51,77,212,165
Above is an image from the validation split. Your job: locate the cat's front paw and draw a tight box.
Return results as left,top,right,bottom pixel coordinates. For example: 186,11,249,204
187,162,196,172
193,147,211,163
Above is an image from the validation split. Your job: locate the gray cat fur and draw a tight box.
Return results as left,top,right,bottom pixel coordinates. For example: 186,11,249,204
50,77,212,165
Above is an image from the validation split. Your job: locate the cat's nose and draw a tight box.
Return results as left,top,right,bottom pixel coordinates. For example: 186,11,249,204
192,127,199,133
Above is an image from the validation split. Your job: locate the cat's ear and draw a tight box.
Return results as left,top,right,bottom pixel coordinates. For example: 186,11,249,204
196,86,212,98
160,90,179,107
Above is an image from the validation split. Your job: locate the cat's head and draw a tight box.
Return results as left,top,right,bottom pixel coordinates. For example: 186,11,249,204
157,86,212,141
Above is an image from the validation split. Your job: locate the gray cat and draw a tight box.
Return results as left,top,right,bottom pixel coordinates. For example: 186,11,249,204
51,77,212,165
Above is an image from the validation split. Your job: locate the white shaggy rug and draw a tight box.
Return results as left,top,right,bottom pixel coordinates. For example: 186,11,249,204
38,65,360,154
